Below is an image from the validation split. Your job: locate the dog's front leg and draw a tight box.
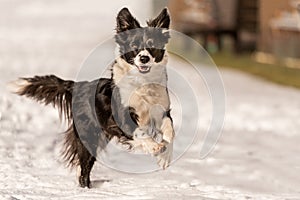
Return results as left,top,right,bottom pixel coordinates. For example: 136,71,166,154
156,116,175,169
161,117,174,143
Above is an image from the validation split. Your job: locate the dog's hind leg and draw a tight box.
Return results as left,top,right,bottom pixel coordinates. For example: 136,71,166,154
75,125,103,188
63,123,99,188
77,143,96,188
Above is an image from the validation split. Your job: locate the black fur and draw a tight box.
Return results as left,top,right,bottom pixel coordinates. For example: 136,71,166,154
116,8,141,33
147,8,170,29
16,75,74,123
16,76,134,188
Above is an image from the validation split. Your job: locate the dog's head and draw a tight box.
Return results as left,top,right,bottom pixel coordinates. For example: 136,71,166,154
115,8,170,74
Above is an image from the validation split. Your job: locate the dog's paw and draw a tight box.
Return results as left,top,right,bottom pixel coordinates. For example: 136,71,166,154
143,139,166,155
133,127,151,139
152,129,163,143
124,137,166,155
121,141,134,150
119,136,133,149
156,142,173,169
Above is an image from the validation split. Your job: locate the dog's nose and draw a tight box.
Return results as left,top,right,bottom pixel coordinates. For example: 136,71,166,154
140,55,150,64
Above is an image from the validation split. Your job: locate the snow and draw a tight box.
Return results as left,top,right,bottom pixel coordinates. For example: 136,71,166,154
1,0,300,199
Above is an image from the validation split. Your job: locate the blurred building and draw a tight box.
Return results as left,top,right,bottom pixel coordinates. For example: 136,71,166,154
264,0,300,59
167,0,300,60
168,0,259,52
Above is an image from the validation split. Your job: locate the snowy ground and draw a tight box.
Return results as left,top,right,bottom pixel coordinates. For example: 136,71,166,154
1,1,300,199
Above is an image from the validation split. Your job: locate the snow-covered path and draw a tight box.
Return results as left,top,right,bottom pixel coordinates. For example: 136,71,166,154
1,1,300,199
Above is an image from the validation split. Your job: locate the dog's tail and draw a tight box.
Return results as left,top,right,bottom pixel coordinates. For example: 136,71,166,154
10,75,74,123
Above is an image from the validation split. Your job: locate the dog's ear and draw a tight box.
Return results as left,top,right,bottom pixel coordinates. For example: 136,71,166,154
147,8,170,29
116,8,141,33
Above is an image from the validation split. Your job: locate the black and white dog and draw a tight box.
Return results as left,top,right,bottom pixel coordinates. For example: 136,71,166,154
13,8,174,188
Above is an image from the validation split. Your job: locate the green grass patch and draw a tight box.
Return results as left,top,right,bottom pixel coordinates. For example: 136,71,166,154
211,52,300,89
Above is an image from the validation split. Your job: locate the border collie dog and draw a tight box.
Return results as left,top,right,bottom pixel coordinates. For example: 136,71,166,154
13,8,174,188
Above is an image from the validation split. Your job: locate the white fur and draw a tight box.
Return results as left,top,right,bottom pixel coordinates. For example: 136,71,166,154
7,79,29,94
113,52,174,168
133,50,154,67
113,54,168,108
76,165,81,184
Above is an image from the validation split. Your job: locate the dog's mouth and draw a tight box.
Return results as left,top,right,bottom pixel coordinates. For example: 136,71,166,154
136,65,151,73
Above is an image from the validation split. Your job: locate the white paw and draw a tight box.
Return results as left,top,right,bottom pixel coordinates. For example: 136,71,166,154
156,142,173,169
133,127,150,139
128,138,165,155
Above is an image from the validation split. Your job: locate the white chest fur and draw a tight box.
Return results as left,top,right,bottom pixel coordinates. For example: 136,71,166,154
113,56,170,126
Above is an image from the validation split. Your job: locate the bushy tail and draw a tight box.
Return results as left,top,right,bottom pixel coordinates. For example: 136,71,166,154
11,75,74,123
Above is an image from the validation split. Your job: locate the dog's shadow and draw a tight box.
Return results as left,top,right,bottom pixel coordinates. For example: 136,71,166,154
91,179,111,188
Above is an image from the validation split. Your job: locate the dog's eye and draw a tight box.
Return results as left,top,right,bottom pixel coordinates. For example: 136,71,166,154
132,45,138,50
130,42,139,51
146,39,154,48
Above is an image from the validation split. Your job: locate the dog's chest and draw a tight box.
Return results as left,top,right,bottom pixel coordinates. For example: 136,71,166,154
113,62,170,126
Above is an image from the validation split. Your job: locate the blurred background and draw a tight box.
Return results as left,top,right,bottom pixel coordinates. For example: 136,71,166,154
166,0,300,88
2,0,300,88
